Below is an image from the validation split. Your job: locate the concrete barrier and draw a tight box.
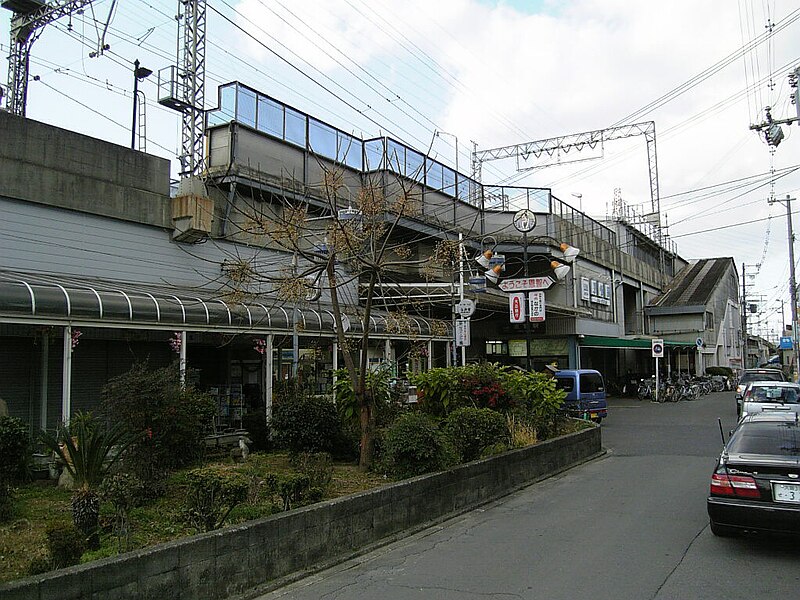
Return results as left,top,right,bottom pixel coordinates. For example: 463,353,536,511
0,425,601,600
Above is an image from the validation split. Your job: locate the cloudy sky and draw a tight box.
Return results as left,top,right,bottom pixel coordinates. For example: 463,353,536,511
3,0,800,340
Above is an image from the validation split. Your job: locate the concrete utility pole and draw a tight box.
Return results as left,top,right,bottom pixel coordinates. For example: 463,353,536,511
769,194,799,380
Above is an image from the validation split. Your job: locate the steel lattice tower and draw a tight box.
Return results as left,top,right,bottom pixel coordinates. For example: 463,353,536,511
3,0,95,116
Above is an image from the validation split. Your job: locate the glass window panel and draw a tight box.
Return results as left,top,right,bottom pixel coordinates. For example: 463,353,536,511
457,177,470,203
285,107,306,147
208,85,236,126
237,86,257,128
386,140,405,174
221,84,236,112
206,110,227,127
257,96,283,137
339,133,362,170
364,139,384,171
470,181,481,206
426,160,443,191
442,167,456,196
406,149,424,182
309,119,337,159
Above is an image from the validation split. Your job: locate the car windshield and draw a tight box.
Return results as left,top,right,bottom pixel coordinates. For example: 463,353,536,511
749,387,800,403
728,422,800,455
740,371,785,384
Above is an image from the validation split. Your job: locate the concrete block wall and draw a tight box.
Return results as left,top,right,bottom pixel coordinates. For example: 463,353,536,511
0,111,172,228
0,426,601,600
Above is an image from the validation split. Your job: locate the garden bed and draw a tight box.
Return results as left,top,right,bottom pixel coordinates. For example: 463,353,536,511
0,423,600,600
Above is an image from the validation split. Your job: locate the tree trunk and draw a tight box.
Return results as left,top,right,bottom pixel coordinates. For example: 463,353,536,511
358,390,375,470
72,489,100,550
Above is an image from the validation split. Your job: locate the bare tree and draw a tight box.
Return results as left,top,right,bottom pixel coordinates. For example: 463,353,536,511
216,155,453,469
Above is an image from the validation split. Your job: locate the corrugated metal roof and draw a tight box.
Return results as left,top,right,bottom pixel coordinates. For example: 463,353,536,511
653,258,732,307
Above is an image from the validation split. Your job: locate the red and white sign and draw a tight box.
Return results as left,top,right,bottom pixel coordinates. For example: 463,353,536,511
499,276,554,292
509,293,525,323
528,291,545,322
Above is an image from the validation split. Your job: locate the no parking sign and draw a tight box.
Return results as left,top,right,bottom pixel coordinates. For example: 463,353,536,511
651,339,664,358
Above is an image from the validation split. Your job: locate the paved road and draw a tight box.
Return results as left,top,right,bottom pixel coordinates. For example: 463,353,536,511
256,393,800,600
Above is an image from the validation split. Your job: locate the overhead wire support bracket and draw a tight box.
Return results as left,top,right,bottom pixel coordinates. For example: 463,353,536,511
3,0,96,116
472,121,661,222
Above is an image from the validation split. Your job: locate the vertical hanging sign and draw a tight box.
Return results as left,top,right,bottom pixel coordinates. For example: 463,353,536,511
528,291,545,322
509,292,525,323
455,319,471,347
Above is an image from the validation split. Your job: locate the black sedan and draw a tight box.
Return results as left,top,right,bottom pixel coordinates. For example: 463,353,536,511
707,412,800,536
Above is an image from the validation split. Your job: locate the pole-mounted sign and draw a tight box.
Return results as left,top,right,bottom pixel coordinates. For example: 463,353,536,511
509,293,525,323
499,276,555,292
652,339,664,358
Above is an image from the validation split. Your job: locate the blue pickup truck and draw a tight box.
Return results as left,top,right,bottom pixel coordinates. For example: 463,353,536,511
553,369,608,423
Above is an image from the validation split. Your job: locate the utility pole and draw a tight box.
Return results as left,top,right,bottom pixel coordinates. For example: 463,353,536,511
769,194,799,381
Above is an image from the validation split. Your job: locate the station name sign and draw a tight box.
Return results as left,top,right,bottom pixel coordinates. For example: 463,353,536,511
498,277,554,292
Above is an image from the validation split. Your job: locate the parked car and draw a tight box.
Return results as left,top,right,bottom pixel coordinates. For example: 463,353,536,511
707,412,800,536
735,367,787,416
740,381,800,419
553,369,608,422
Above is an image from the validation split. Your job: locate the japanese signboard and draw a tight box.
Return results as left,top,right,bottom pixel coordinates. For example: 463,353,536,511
455,319,471,347
528,291,545,322
509,293,525,323
498,276,554,292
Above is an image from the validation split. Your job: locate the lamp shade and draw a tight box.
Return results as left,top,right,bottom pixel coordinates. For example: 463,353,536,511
552,261,571,280
485,264,504,284
476,249,493,269
559,243,580,263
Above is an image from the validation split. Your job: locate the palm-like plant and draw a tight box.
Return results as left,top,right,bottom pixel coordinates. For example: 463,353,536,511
42,412,133,549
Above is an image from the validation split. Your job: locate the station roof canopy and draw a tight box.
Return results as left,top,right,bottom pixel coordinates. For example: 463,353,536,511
581,335,700,350
0,270,449,339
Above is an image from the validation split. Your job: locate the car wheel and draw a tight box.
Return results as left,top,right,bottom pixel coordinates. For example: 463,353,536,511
709,519,737,537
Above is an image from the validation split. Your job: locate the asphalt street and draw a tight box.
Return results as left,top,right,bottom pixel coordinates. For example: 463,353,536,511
255,392,800,600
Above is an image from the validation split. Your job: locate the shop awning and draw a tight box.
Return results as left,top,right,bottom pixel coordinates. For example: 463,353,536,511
580,335,699,349
0,270,450,339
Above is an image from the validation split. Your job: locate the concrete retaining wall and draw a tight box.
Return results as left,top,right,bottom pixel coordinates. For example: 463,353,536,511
0,426,601,600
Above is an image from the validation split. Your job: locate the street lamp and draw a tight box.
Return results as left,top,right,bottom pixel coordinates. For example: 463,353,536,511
131,59,152,150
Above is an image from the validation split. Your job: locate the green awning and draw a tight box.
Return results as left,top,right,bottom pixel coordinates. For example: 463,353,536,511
580,336,697,349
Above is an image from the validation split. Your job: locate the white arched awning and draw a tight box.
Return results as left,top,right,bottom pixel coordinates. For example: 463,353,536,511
0,270,451,339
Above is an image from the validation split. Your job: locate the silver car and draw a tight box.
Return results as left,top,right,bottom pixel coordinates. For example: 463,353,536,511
740,381,800,419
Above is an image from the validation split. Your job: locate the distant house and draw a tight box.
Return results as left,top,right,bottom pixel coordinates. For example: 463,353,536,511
645,258,742,374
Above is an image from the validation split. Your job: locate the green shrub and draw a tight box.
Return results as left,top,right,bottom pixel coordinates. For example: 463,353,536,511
706,366,734,377
270,395,340,454
0,416,29,482
276,473,311,510
241,411,270,452
290,452,333,491
409,368,463,416
100,472,146,551
26,555,51,576
184,467,248,532
444,407,508,463
0,481,13,523
382,413,455,479
45,522,85,569
100,362,216,495
501,369,566,437
411,363,516,416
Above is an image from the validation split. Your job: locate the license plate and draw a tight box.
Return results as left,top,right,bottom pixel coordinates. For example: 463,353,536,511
590,413,597,418
773,482,800,503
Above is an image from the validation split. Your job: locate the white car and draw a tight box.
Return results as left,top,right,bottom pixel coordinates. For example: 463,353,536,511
740,381,800,419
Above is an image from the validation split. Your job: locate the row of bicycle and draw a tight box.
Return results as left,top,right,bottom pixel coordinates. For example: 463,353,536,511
636,374,731,402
